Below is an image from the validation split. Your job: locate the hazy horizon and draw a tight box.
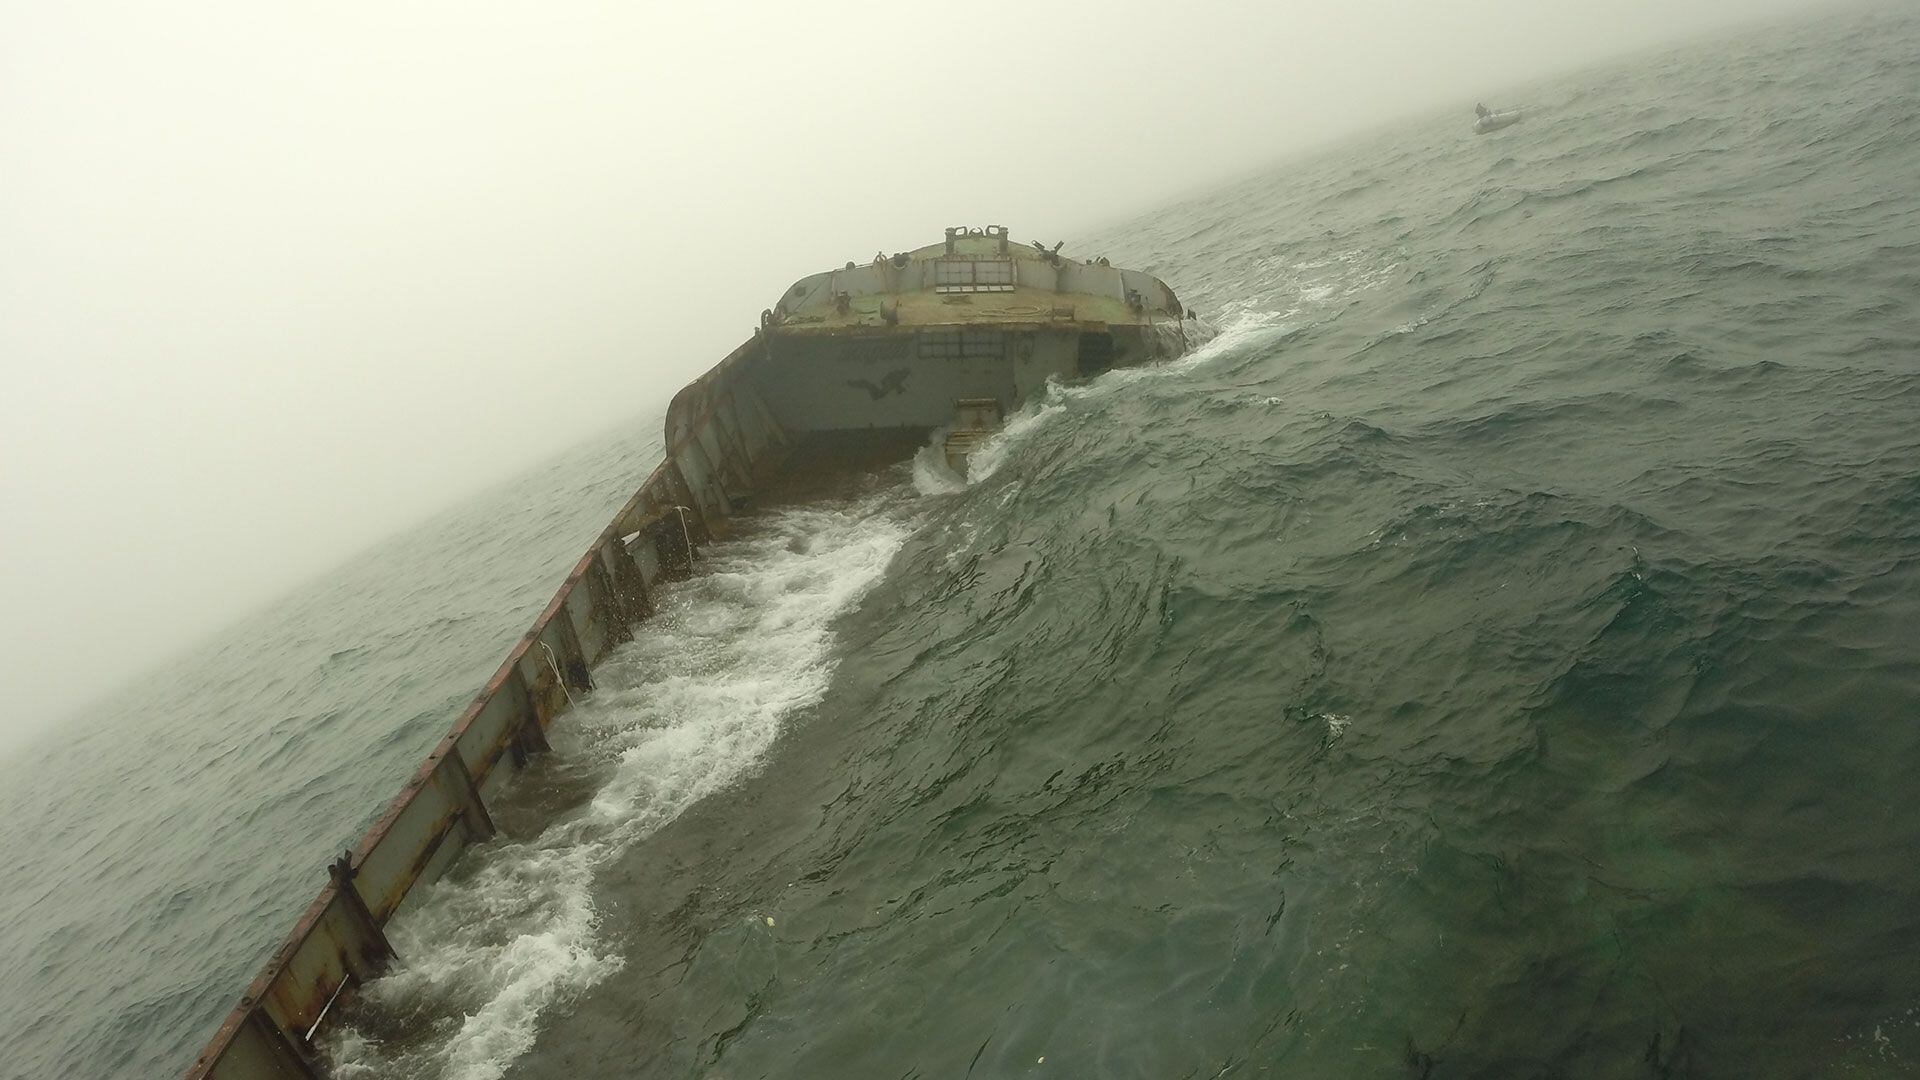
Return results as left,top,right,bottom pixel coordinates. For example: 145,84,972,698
1,0,1856,750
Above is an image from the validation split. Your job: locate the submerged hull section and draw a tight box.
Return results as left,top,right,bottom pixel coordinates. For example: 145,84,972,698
751,322,1186,436
183,228,1196,1080
749,225,1194,439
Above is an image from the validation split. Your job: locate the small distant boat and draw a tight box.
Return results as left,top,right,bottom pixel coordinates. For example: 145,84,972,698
1473,108,1522,135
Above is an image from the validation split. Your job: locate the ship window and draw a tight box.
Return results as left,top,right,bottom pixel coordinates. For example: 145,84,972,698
934,259,1015,293
920,330,1005,359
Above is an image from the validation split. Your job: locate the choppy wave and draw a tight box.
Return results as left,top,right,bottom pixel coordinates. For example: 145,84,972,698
491,8,1920,1077
326,497,910,1080
5,5,1920,1079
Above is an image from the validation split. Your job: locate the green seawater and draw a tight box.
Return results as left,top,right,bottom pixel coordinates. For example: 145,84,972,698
4,5,1920,1078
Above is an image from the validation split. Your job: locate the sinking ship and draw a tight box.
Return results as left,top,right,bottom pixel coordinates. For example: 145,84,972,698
750,224,1196,475
185,226,1199,1079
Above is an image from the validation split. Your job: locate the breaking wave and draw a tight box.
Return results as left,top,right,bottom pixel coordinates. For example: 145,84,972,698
325,498,912,1080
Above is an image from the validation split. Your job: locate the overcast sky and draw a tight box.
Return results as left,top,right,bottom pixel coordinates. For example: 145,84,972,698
0,0,1845,748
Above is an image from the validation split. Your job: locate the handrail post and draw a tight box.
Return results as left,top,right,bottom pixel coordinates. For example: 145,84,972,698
506,667,550,767
598,539,654,625
548,603,593,695
436,749,496,842
669,457,717,544
326,852,396,977
586,550,635,643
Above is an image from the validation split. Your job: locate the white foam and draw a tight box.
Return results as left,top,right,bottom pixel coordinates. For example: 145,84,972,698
910,292,1368,499
327,497,910,1080
963,397,1068,484
910,436,966,496
915,309,1296,495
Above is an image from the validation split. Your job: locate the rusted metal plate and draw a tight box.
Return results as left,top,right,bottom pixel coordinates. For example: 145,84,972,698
354,764,469,923
564,574,608,667
192,1007,317,1080
456,685,527,798
254,890,378,1041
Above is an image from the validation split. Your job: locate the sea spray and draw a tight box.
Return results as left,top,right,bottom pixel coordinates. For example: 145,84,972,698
327,497,911,1080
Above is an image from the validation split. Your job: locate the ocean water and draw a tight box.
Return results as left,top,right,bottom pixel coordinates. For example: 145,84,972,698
0,426,666,1080
5,4,1920,1078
